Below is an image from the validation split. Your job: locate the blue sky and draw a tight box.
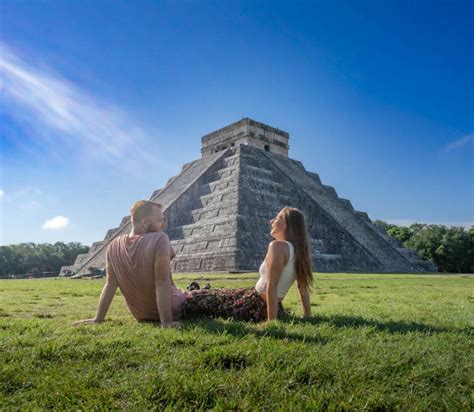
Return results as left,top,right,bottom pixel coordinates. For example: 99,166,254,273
0,0,473,246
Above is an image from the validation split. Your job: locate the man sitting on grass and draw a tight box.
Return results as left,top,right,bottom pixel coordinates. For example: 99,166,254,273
74,200,184,328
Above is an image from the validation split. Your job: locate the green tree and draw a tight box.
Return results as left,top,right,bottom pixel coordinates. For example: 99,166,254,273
0,242,89,278
435,227,473,272
387,226,413,243
375,220,473,273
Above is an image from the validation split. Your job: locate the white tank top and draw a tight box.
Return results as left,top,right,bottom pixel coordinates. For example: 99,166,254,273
255,241,296,300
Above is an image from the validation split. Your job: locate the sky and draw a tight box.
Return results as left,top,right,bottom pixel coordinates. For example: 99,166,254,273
0,0,473,246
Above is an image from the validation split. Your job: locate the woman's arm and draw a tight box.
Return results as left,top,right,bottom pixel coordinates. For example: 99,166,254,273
265,241,287,321
297,282,312,317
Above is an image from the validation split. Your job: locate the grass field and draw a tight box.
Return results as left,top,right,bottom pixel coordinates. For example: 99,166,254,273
1,273,473,410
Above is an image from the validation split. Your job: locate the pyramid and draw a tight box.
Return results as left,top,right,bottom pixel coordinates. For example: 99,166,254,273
60,118,437,276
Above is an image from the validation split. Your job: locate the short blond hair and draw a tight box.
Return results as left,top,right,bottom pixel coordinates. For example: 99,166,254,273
130,200,163,224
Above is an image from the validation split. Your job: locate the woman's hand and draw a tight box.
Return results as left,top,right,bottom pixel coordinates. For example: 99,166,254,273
297,282,312,317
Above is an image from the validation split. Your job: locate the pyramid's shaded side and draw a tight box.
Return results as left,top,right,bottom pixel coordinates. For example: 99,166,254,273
233,145,436,272
61,144,436,276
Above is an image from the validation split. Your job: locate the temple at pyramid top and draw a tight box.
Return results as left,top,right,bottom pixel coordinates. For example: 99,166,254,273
201,118,290,157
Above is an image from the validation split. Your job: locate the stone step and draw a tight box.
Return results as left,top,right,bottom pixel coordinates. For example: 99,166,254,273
242,164,273,175
153,150,230,209
246,186,293,200
310,238,325,247
413,260,437,271
240,152,261,161
314,253,342,260
313,253,345,272
238,206,281,219
190,203,238,221
171,248,237,261
322,184,338,198
171,233,237,247
90,241,104,253
214,165,239,179
119,216,131,226
354,211,372,225
171,251,237,272
371,226,402,247
180,159,197,171
104,228,121,241
307,172,322,185
204,162,239,183
199,187,237,205
241,150,305,170
339,198,354,211
222,153,240,166
74,253,90,265
241,175,283,189
190,205,237,221
240,164,274,180
167,215,240,239
150,188,163,199
205,175,239,191
310,238,328,254
172,237,238,254
397,248,419,260
165,174,179,186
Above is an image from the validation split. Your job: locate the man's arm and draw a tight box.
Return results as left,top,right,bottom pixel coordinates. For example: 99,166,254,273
74,259,118,324
154,254,180,328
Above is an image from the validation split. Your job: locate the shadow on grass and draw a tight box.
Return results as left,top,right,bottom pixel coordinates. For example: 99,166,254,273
288,314,471,335
182,317,330,345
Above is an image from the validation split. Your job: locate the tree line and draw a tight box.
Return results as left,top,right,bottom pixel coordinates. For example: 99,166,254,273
0,242,89,278
374,221,473,273
0,223,472,277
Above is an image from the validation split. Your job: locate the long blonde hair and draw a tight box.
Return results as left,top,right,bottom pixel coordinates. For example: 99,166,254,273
281,207,314,291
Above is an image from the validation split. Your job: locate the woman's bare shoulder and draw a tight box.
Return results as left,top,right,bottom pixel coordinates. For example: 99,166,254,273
267,240,289,255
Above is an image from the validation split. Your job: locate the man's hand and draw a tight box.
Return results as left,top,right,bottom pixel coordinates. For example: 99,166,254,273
73,318,101,325
161,321,182,329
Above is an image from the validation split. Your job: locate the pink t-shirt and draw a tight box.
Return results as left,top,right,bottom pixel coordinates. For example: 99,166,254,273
106,231,186,321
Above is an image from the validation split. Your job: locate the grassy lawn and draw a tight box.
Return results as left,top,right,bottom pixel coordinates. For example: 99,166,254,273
1,273,473,410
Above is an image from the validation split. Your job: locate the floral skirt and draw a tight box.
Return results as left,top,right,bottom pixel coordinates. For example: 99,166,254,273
182,287,287,322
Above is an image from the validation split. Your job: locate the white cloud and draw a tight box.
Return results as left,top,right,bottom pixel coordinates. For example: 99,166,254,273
443,133,474,152
0,189,3,199
42,216,69,230
0,43,169,173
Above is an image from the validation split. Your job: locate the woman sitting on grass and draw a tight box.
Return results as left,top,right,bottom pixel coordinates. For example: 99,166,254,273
184,207,314,322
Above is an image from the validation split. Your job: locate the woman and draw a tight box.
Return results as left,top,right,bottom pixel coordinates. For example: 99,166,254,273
183,207,314,322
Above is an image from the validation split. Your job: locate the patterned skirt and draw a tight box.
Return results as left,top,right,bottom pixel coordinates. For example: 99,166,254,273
182,287,287,322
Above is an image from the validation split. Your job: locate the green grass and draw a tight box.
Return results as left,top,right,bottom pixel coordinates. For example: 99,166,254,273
1,273,473,411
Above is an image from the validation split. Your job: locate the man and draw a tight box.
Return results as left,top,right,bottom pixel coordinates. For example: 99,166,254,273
74,200,184,328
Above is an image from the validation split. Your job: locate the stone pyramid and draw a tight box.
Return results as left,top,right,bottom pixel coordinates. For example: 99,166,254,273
60,118,436,276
